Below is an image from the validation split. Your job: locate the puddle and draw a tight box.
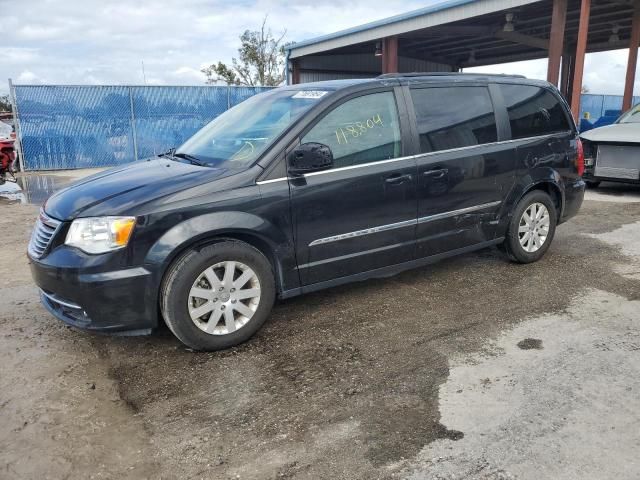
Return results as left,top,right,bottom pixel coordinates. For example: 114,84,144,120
0,175,74,206
517,338,543,350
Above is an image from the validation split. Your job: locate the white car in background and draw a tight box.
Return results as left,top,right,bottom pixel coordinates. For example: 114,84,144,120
0,120,12,141
581,104,640,187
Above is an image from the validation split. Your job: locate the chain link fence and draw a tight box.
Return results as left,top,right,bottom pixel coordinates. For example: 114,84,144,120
10,84,639,171
11,84,273,171
579,93,640,126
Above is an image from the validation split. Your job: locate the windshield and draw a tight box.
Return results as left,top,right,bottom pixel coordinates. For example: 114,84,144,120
617,104,640,124
176,88,330,168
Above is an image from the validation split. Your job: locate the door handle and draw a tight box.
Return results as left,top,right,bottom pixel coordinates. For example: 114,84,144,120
385,173,412,185
423,168,448,179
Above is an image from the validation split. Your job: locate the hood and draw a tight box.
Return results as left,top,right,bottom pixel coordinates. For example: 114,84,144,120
580,123,640,143
45,158,235,221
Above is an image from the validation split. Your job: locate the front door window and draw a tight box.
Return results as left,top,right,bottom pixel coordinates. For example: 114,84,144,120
302,91,402,169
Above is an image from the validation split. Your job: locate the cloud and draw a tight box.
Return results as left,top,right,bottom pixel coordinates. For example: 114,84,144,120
467,49,640,97
169,67,207,84
2,0,638,100
2,0,428,95
16,70,44,84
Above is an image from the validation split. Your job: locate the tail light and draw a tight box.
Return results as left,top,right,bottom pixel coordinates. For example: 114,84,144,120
575,138,585,177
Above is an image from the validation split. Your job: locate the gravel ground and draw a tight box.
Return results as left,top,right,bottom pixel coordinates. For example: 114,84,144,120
1,178,639,479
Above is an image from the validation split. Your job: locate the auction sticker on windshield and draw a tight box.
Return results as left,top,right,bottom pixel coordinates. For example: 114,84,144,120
292,91,329,99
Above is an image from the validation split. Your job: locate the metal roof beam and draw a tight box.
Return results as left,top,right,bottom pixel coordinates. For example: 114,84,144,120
414,19,629,60
495,30,550,49
409,5,632,52
288,0,543,58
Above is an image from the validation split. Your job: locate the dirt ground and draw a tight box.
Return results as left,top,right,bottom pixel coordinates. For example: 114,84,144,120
1,178,639,480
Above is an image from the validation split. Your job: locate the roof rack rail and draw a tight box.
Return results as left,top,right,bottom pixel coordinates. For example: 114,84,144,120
377,72,527,79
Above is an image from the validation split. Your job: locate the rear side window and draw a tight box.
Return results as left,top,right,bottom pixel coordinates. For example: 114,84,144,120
302,91,401,169
499,84,571,139
410,86,498,154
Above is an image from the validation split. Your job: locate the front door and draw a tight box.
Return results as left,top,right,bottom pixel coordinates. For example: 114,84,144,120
290,89,418,286
407,85,515,258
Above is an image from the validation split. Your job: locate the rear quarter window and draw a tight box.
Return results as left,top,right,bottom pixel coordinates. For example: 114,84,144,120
499,84,571,139
409,86,498,153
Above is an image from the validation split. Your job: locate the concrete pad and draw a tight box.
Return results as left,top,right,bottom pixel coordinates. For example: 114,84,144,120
403,289,640,480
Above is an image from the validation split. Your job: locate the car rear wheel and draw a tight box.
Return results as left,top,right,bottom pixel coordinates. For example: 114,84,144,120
501,190,557,264
161,241,276,351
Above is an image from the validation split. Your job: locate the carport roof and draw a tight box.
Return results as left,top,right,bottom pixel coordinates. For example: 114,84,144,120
286,0,639,69
286,0,542,59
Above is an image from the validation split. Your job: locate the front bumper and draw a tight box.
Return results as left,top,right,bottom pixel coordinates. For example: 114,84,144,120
583,168,640,184
30,251,158,334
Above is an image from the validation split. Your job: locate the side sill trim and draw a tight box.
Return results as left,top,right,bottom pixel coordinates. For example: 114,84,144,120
280,238,505,300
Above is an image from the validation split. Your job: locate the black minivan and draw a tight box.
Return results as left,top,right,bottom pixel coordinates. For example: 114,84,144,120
29,74,585,351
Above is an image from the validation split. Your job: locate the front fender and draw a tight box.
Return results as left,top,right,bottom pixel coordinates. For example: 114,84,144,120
144,210,296,293
146,211,286,265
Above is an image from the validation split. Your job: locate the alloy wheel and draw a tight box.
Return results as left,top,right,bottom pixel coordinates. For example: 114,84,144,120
188,261,261,335
518,202,550,253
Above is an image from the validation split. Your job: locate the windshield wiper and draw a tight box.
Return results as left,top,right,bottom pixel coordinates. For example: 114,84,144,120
171,152,207,167
173,152,206,166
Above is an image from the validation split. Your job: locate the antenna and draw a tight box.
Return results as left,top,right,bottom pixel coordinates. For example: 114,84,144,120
141,60,147,84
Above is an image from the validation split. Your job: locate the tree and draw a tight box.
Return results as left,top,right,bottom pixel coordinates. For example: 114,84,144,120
201,17,286,87
0,95,12,112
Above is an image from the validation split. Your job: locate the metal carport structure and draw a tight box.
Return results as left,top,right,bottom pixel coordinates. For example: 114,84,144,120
285,0,640,118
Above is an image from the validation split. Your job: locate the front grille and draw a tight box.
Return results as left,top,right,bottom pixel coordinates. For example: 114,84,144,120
28,210,62,259
595,144,640,180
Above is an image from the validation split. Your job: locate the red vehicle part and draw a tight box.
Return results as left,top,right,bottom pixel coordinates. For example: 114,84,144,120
0,139,16,183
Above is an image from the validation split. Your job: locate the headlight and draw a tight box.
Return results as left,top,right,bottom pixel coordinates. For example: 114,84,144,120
65,216,136,254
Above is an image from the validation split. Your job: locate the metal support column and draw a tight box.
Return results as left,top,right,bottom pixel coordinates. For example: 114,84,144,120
623,2,640,111
382,36,399,74
547,0,568,86
8,78,25,172
571,0,591,120
560,53,572,98
128,87,139,161
291,60,301,85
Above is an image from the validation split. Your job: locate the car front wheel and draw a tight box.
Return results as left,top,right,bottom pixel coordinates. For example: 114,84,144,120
501,190,557,264
161,241,276,351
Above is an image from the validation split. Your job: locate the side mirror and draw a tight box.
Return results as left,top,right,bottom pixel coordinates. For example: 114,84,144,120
287,142,333,175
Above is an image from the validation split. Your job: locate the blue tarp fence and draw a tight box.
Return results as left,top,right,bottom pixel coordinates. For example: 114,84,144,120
12,85,273,171
10,85,640,171
579,93,640,126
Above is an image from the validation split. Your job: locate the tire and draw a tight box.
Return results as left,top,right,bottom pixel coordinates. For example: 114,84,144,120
585,180,601,188
161,241,276,351
501,190,557,264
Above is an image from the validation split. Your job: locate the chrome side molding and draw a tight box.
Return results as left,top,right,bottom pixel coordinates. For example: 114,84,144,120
309,201,502,247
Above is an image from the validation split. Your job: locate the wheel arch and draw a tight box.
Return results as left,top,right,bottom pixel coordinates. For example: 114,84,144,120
522,181,563,220
147,211,294,298
497,174,565,238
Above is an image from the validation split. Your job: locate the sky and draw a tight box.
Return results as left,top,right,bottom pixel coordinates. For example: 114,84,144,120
0,0,637,97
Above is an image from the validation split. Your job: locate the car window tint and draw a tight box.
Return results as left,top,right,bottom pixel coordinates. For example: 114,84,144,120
302,91,401,169
410,86,498,154
499,84,571,139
